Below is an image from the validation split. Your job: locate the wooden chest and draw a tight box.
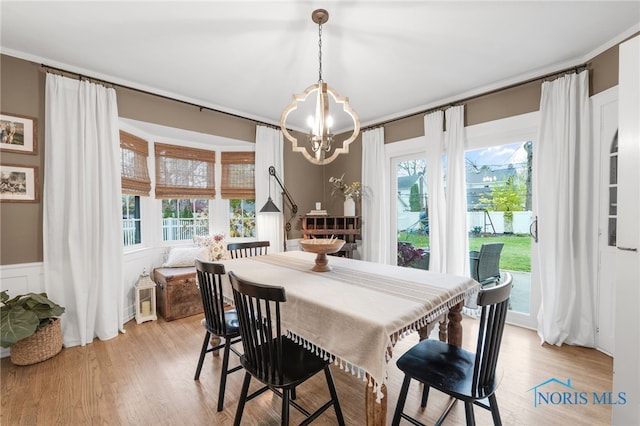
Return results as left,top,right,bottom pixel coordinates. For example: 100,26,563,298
153,266,203,321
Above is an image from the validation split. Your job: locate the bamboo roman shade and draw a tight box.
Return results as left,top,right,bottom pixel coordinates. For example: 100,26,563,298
120,131,151,196
220,152,255,199
154,143,216,199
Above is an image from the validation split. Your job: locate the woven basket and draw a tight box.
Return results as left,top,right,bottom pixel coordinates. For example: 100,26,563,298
10,317,63,365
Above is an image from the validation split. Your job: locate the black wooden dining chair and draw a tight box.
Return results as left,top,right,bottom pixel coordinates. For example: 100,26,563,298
228,271,345,426
392,273,513,426
227,241,270,259
194,259,243,412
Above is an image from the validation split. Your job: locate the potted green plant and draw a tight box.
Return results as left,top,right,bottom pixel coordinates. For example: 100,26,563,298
0,290,65,365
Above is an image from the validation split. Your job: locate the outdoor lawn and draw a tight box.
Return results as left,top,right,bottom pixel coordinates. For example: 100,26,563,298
397,232,532,272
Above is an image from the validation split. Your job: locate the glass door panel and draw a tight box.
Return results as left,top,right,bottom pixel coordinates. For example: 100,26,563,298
394,155,429,269
465,141,533,316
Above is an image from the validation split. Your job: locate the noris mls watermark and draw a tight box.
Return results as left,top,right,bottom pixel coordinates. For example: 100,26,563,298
527,378,626,408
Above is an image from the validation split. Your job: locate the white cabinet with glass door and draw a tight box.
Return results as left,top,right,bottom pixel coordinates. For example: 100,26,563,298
592,86,618,356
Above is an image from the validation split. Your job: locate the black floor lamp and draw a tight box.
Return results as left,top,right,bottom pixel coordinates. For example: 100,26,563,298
260,166,298,251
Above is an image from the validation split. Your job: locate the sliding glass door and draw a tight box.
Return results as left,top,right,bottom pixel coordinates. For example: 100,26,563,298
465,143,533,314
387,113,540,329
465,112,539,328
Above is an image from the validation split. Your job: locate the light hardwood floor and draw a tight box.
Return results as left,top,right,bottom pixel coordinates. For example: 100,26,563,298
1,314,613,425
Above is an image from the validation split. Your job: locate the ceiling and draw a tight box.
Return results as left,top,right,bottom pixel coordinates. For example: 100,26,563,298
1,1,639,136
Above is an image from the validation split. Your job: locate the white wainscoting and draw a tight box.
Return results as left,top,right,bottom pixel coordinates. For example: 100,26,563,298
122,246,168,320
0,246,167,358
0,262,45,358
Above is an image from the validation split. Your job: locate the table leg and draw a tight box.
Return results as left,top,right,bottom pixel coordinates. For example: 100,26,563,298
365,382,387,426
447,300,464,347
439,315,449,343
418,325,431,341
418,313,449,343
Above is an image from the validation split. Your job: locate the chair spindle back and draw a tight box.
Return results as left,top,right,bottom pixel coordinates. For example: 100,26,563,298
229,271,287,385
227,241,270,259
195,259,228,335
472,272,512,396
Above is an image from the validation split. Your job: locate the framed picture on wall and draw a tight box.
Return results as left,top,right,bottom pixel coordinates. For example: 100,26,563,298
0,164,39,202
0,112,38,155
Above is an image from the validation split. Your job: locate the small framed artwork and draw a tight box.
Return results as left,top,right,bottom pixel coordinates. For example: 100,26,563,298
0,164,39,202
0,112,38,155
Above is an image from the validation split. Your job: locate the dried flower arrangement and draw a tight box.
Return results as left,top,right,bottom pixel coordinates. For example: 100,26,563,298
329,174,362,201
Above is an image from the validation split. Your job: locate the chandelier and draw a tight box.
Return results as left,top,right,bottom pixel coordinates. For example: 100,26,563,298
280,9,360,166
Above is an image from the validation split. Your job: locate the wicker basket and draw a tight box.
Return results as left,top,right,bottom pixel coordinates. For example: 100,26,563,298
10,317,63,365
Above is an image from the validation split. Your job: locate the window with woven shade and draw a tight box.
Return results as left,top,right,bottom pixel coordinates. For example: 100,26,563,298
155,143,216,199
120,131,151,196
221,152,255,199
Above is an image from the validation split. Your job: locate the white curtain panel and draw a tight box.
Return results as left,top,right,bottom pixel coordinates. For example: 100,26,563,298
534,70,596,347
444,106,470,276
255,125,284,252
424,111,446,273
361,127,389,263
43,74,124,347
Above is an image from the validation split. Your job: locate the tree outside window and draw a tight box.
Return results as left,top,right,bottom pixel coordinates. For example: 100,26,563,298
229,199,256,237
479,174,526,233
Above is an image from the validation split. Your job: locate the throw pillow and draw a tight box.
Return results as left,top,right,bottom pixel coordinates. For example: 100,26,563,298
193,233,230,261
162,247,209,267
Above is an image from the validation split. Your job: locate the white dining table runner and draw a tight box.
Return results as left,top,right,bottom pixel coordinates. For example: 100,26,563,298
218,251,478,401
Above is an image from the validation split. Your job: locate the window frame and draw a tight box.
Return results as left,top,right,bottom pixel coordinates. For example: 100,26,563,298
122,194,142,247
120,131,151,250
119,125,258,250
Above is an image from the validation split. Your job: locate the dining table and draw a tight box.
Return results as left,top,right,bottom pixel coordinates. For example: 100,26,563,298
217,250,479,425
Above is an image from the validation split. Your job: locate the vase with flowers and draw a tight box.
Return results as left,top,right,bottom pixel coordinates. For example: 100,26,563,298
329,174,362,216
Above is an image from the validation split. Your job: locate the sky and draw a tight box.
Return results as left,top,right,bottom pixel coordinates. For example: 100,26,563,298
465,141,530,169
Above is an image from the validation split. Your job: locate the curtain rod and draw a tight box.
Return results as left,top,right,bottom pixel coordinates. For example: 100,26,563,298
40,64,280,130
361,62,588,132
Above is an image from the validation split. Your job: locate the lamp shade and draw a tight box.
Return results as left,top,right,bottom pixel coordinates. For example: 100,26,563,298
260,197,281,213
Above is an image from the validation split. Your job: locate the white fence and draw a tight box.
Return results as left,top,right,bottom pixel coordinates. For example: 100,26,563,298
467,211,532,234
124,218,210,245
123,218,140,246
399,210,532,235
162,218,209,241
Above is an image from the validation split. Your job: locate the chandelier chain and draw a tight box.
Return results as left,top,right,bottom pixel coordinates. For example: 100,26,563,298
318,22,323,83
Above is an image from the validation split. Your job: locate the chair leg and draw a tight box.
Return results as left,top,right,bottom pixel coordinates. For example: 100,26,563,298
233,372,252,426
323,366,345,425
194,332,211,380
291,386,296,400
464,401,476,426
392,375,411,426
217,337,232,412
488,394,502,426
281,388,290,426
420,385,430,409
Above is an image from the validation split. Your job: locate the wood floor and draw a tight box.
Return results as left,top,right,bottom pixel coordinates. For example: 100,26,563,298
1,314,613,425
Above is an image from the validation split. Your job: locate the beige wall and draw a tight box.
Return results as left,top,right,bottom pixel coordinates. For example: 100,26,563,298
383,47,623,144
0,56,44,265
116,87,257,143
0,39,624,264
